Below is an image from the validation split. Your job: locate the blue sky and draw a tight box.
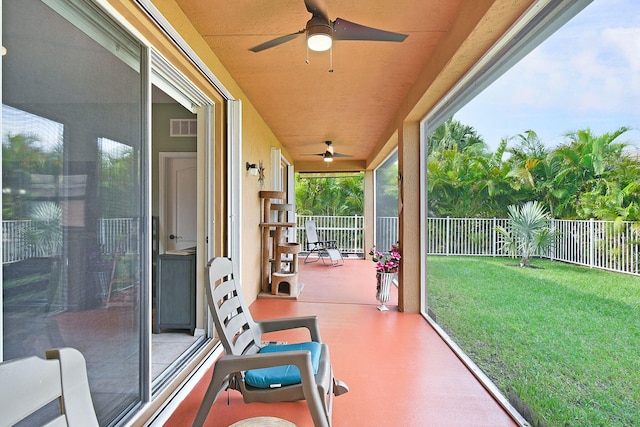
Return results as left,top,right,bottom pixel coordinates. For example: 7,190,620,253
454,0,640,151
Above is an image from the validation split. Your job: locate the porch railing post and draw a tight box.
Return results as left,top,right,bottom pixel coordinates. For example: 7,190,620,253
492,217,496,257
589,218,596,268
446,216,450,256
549,218,556,261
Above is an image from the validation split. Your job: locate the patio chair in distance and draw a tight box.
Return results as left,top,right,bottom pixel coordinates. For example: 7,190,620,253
192,257,349,427
303,220,344,266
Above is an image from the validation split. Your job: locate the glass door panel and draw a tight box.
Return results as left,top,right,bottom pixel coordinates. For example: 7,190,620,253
2,0,145,423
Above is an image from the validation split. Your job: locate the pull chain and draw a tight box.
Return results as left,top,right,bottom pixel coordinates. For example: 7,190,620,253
305,44,334,71
328,45,334,73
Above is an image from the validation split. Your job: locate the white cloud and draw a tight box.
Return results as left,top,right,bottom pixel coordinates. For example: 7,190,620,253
455,0,640,150
602,27,640,72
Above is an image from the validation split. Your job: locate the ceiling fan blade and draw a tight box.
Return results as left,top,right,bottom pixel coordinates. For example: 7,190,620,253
249,30,304,53
301,152,352,158
332,18,407,42
304,0,330,22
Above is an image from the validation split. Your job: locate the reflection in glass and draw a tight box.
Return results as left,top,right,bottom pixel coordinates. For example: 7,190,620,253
2,0,144,423
375,151,399,250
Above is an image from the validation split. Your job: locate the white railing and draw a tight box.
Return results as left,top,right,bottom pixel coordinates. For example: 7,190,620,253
5,216,638,276
3,220,40,262
296,215,365,254
97,218,140,255
2,218,140,264
428,217,511,256
295,215,398,255
550,219,640,275
375,217,399,252
428,217,640,276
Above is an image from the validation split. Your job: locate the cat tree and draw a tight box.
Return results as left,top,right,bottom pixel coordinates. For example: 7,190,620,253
258,191,301,298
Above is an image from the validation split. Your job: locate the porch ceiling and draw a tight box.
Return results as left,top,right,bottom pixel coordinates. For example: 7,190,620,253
171,0,537,171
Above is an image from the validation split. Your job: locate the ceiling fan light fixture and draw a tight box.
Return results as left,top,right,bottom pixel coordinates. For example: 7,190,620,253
323,151,334,162
307,24,333,52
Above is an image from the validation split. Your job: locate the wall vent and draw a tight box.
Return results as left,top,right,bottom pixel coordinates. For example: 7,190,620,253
170,119,197,137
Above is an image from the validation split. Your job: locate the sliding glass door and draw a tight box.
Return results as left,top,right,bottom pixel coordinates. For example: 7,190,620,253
2,0,146,423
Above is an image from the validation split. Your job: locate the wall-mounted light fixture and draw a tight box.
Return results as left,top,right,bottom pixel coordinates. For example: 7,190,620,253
246,162,259,176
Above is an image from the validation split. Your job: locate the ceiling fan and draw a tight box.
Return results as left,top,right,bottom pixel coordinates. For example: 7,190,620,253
304,141,353,162
249,0,408,53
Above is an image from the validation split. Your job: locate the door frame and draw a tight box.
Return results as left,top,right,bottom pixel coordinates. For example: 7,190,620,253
158,151,197,255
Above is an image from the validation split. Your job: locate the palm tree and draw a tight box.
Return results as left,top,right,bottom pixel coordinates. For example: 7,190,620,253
496,201,553,267
506,130,547,189
428,118,486,154
2,132,60,219
470,139,520,217
508,130,547,162
427,143,473,217
99,142,137,217
22,202,65,312
551,127,631,219
428,135,516,218
23,202,63,257
295,174,364,216
427,122,639,221
578,180,640,225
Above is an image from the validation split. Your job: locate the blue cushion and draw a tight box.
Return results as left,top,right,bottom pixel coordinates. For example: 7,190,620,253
244,342,322,389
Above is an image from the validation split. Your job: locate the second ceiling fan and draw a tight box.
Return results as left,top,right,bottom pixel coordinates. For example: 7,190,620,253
304,141,353,162
249,0,408,53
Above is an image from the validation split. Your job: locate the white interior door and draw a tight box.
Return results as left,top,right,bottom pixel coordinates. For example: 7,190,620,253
162,153,197,252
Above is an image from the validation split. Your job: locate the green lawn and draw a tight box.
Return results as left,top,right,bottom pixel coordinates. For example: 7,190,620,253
427,256,640,427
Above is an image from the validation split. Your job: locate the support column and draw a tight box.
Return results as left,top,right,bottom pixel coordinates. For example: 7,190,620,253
363,170,375,257
397,120,421,313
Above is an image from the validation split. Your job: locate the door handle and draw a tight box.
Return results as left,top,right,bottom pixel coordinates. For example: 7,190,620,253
169,234,182,240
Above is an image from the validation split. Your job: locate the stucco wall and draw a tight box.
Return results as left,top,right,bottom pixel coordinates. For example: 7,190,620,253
108,0,292,303
240,109,286,302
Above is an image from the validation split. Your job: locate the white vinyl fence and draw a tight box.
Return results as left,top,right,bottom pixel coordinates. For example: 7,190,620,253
375,217,399,253
550,219,640,274
428,217,640,276
428,217,511,256
4,216,638,276
2,218,140,264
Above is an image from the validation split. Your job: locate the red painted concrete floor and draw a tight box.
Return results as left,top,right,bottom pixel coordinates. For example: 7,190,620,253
163,258,518,427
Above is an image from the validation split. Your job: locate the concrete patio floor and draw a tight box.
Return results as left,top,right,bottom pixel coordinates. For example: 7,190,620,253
161,258,519,426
